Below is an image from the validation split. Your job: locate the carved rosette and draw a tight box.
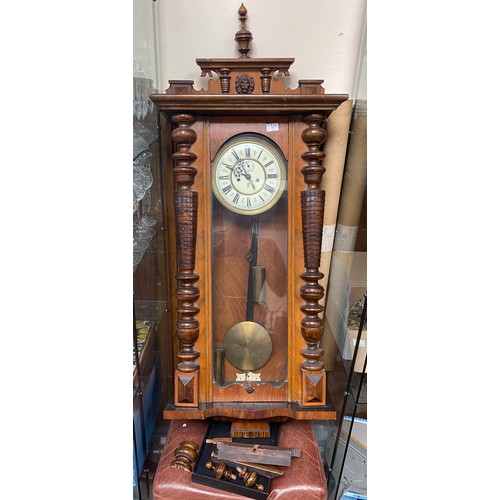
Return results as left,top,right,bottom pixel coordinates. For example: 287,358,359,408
300,113,328,406
235,73,254,94
171,114,200,407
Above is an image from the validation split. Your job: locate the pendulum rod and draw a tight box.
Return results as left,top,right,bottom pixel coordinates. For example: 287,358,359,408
245,215,260,321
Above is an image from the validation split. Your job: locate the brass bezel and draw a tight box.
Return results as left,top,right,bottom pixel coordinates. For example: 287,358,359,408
211,133,287,216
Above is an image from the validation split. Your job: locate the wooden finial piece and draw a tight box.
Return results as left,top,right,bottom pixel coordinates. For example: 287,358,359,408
235,3,253,57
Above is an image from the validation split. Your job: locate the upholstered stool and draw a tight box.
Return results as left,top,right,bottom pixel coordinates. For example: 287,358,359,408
153,418,327,500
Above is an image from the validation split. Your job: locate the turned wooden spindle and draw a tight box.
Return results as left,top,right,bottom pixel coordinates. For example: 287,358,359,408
179,440,200,454
219,67,231,94
260,67,272,94
170,440,200,472
205,461,237,481
300,113,329,405
235,3,253,57
171,114,200,407
236,466,265,491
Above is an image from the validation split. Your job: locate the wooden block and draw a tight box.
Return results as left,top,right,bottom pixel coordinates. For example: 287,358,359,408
301,368,326,406
175,370,199,407
230,420,271,439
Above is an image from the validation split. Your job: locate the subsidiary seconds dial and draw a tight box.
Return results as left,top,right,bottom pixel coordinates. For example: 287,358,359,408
212,134,287,215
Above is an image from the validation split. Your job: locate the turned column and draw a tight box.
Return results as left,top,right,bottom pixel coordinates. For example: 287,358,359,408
300,113,328,406
171,113,200,407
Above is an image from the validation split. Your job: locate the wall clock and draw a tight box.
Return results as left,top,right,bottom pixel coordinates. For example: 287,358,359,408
150,4,348,426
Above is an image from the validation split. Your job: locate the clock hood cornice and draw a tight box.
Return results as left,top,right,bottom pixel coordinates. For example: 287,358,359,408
149,91,348,117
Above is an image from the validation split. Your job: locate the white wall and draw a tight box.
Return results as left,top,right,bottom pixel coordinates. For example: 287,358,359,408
133,0,158,83
156,0,366,96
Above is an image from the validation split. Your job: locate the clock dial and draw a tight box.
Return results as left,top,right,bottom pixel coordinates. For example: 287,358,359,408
212,134,287,215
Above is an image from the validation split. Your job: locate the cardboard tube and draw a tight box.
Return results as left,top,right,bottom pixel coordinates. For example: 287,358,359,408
318,99,353,311
321,100,367,367
336,100,367,231
322,100,354,227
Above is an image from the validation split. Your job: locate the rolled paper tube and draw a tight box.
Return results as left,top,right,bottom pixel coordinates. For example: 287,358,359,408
321,100,353,226
335,101,367,231
320,101,365,367
318,100,353,312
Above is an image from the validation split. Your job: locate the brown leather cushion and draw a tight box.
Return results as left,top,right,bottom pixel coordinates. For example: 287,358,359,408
153,419,327,500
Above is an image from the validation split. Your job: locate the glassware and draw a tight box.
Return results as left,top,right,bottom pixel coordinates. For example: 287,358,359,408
133,134,149,159
133,75,155,120
133,152,156,238
133,239,149,253
139,179,158,229
133,153,153,201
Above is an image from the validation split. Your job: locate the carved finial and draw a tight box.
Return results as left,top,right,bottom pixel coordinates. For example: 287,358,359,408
235,3,253,58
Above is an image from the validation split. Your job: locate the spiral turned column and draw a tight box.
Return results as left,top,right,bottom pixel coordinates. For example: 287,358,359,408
300,113,328,406
171,113,200,407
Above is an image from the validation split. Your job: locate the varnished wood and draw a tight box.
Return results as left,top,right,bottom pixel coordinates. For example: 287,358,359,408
209,117,289,161
235,3,252,58
163,401,335,421
151,93,347,115
150,4,348,420
302,369,327,406
205,461,237,481
171,114,200,407
230,420,271,438
299,113,329,406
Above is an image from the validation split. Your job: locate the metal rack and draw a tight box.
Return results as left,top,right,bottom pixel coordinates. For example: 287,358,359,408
326,293,367,500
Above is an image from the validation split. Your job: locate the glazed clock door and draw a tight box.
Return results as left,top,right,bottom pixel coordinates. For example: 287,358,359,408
211,132,289,403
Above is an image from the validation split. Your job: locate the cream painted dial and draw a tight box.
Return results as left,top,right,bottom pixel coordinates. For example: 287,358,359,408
212,134,287,215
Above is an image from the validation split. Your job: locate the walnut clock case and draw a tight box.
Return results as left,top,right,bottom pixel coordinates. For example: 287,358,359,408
150,5,348,423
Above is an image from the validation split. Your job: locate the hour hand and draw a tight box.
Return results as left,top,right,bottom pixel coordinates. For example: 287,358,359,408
240,162,256,189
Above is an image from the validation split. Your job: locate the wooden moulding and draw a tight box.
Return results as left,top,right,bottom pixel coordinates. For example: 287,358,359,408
195,58,295,75
150,93,348,117
163,401,335,421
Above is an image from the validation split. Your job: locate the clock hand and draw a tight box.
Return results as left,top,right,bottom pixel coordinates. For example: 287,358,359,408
240,162,256,190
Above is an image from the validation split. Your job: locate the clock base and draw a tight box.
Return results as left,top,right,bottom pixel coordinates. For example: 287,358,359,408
162,399,336,421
